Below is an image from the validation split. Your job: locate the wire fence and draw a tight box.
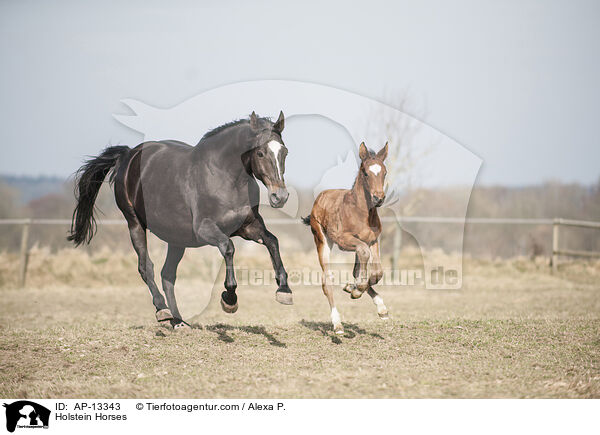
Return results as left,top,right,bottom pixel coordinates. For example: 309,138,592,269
2,216,600,287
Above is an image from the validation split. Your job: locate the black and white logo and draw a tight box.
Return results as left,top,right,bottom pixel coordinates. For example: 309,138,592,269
3,401,50,433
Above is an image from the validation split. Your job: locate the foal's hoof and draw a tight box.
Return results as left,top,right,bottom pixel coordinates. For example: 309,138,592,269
351,288,364,299
342,283,363,299
275,290,293,305
378,311,390,320
342,283,355,294
333,324,345,335
155,308,174,322
220,298,238,314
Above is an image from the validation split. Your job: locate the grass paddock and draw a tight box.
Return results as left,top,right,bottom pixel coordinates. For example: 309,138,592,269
0,251,598,398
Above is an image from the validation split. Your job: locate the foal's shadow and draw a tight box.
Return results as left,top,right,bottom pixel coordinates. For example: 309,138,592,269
193,323,286,348
300,320,385,344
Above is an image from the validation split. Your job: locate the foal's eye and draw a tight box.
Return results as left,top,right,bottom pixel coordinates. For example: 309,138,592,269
257,151,264,158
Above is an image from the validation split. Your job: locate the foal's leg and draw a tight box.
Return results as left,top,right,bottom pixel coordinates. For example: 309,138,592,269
343,254,367,299
367,241,388,319
367,288,389,319
338,233,371,299
194,218,238,313
160,244,189,329
312,223,343,334
237,217,293,305
127,220,172,322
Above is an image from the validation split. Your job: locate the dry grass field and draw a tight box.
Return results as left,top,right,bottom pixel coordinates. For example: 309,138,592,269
0,245,599,398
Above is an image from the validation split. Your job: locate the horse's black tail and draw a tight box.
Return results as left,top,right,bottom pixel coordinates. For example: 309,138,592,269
301,215,311,226
67,145,130,246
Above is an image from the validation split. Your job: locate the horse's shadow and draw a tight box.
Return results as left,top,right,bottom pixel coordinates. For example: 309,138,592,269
192,323,286,348
299,320,385,344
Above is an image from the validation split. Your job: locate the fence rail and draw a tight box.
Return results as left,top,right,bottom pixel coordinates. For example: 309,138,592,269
2,216,600,287
551,218,600,272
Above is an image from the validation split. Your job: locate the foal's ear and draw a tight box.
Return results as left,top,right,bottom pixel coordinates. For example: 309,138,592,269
250,111,259,130
273,110,285,132
359,142,369,161
377,142,388,160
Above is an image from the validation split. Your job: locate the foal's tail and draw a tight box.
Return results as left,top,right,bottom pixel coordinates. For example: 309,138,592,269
301,215,311,226
67,145,130,246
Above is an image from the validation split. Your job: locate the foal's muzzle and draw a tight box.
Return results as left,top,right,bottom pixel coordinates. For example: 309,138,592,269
269,188,289,208
372,194,385,207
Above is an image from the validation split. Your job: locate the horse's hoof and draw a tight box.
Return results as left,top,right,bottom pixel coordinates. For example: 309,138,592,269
220,297,238,314
155,308,174,322
343,283,363,299
158,319,173,329
334,324,345,335
342,283,355,294
350,288,363,299
275,290,293,305
378,311,390,320
173,321,192,331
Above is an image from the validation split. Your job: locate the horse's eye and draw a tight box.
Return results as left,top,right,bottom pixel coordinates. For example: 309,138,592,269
257,151,264,158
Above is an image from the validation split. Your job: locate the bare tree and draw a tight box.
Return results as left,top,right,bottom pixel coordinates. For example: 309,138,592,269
366,91,432,217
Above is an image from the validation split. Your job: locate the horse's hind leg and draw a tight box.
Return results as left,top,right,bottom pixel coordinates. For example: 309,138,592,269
127,220,172,323
312,222,343,334
161,244,189,329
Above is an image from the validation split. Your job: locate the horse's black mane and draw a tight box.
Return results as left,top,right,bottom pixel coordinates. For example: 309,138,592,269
202,119,248,139
202,115,273,139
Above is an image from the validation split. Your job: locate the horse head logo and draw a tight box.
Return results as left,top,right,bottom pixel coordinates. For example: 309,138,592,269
3,401,50,432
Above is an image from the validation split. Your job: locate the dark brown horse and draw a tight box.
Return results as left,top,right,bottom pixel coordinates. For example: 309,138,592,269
68,112,293,329
303,142,389,334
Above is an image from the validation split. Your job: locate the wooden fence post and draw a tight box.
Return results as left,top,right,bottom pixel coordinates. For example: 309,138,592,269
19,219,31,288
552,219,560,273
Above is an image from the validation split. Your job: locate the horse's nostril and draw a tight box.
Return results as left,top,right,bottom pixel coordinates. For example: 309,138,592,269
270,193,282,205
270,189,288,205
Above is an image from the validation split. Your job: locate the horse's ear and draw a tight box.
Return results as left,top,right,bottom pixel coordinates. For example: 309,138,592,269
250,111,259,130
273,110,285,132
377,142,388,160
359,142,369,161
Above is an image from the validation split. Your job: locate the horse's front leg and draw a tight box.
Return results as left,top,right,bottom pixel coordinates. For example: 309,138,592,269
338,233,370,299
236,217,293,305
195,218,238,313
218,239,238,313
367,241,388,319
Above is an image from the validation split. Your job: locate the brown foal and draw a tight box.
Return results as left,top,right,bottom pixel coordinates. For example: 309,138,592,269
304,142,389,334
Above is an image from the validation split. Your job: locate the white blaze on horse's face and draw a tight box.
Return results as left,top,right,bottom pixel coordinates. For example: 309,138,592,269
369,164,382,176
267,140,283,179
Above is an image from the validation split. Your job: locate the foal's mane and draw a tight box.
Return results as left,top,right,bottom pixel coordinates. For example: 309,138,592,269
201,115,273,140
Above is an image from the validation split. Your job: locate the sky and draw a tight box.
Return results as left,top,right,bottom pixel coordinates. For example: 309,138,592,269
0,0,599,186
